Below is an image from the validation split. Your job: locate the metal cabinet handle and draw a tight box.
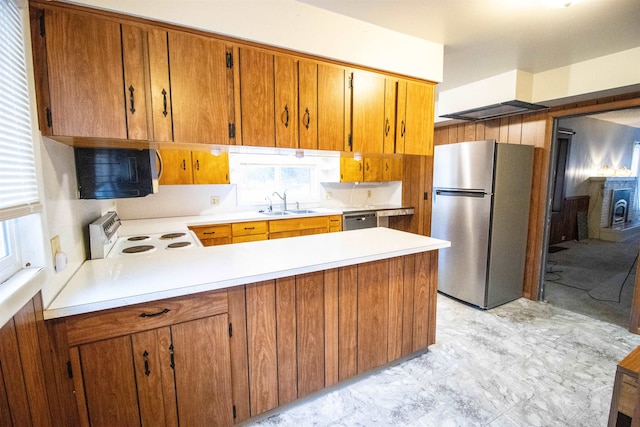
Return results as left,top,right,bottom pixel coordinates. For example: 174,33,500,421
203,231,216,235
195,159,200,171
128,86,136,114
303,108,311,129
139,308,170,318
181,159,186,171
244,227,255,230
385,118,390,136
283,105,290,128
400,120,406,138
143,350,150,376
161,89,168,117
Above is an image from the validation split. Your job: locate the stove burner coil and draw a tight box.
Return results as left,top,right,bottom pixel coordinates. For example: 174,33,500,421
127,235,150,242
121,245,155,254
160,232,187,240
167,241,192,249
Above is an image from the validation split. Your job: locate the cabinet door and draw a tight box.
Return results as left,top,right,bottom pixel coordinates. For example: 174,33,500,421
274,56,298,149
148,29,173,142
357,260,390,373
131,328,178,427
76,336,140,427
340,157,363,182
238,48,275,147
193,152,230,184
172,315,234,426
383,78,398,154
169,31,233,145
364,157,383,182
298,60,318,150
158,150,192,185
122,24,150,141
44,9,128,138
403,81,435,156
351,70,385,154
317,64,346,152
396,81,407,154
382,156,403,182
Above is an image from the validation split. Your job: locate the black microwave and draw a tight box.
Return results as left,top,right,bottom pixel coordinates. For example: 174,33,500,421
74,148,159,199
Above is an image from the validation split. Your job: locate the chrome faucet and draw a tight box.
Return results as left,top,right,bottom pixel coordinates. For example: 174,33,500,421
272,190,287,211
265,196,273,212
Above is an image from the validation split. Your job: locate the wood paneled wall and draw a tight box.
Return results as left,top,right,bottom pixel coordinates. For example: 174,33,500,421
0,293,58,427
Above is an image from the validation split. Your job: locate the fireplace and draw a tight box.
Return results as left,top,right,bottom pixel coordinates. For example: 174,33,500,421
610,188,631,226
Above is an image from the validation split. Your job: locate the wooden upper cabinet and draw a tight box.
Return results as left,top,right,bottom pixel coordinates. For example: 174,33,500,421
41,9,145,139
383,78,398,154
238,48,275,147
274,56,298,149
147,29,173,142
158,149,192,185
317,64,347,152
364,157,383,182
350,70,386,154
192,151,230,184
383,156,404,181
159,150,229,185
168,31,233,145
340,157,363,182
398,81,435,156
298,60,318,150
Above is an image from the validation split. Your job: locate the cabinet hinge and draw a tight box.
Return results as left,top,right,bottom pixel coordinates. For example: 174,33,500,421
38,12,46,37
226,52,234,69
228,123,236,139
228,322,233,337
45,107,52,128
348,75,353,89
66,360,73,379
348,134,353,151
233,405,237,419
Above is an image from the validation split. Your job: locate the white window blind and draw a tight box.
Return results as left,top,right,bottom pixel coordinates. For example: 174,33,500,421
0,0,41,222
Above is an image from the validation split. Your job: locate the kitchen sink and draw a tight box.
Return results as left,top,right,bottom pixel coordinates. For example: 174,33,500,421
286,209,318,214
261,211,292,216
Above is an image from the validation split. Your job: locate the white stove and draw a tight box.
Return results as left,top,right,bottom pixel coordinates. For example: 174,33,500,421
89,211,200,259
107,231,200,258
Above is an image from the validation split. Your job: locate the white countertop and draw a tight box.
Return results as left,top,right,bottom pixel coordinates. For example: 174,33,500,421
44,228,449,319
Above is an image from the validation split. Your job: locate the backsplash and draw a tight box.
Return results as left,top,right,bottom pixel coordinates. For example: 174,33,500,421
115,181,402,220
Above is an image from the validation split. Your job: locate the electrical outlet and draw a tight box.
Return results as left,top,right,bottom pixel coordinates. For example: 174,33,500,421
367,190,372,198
325,192,332,200
50,235,61,262
210,196,220,205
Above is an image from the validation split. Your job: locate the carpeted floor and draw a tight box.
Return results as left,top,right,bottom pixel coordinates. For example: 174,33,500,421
544,236,639,328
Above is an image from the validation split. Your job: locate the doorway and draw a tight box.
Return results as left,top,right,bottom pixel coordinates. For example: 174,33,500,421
541,108,640,328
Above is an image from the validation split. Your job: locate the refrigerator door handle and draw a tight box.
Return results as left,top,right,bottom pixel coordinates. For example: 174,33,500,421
435,189,486,198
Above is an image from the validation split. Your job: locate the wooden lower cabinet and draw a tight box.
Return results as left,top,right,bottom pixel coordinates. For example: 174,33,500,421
268,216,330,239
65,290,234,427
189,224,232,247
231,221,268,243
241,252,438,419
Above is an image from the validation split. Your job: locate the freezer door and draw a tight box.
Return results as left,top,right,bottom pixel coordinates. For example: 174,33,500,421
433,140,495,191
431,189,492,307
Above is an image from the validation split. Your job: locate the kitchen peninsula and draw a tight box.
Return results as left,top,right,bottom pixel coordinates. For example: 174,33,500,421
44,227,449,425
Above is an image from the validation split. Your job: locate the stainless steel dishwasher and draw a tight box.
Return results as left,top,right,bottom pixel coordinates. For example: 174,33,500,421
342,211,377,230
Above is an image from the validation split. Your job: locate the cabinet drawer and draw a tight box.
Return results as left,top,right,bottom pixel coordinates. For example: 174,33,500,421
269,216,329,234
233,234,268,243
232,221,268,236
65,290,228,346
329,215,342,232
189,224,232,246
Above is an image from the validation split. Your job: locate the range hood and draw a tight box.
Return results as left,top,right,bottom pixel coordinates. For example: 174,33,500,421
440,100,548,121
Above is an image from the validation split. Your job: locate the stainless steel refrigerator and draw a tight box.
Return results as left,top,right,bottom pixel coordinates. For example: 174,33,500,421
431,140,534,309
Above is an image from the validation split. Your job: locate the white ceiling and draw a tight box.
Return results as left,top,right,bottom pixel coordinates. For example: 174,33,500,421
297,0,640,126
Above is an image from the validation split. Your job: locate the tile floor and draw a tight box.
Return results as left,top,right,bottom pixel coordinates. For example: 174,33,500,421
244,294,640,426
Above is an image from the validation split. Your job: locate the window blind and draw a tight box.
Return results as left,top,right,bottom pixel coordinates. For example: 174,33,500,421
0,0,41,221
